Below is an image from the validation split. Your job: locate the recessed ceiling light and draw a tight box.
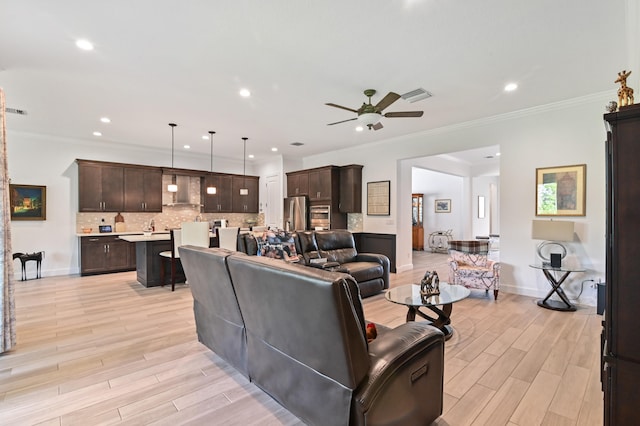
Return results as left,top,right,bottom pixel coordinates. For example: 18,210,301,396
76,39,94,51
248,154,254,159
496,152,501,156
239,88,251,97
183,145,190,149
92,131,102,136
355,126,364,132
100,117,110,123
504,83,518,92
271,147,278,152
202,135,208,140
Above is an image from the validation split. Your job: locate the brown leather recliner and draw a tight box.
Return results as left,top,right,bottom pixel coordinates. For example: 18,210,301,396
180,245,445,426
295,229,390,298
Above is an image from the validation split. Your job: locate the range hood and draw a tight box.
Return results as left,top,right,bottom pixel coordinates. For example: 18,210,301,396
163,175,203,206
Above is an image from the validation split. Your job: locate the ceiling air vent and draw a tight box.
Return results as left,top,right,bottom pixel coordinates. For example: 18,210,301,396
290,142,304,147
6,107,28,115
401,88,432,103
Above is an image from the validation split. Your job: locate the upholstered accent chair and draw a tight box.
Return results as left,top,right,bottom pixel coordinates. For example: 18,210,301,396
448,240,500,300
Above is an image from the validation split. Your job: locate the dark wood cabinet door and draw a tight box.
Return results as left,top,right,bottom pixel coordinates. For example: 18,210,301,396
80,237,108,274
100,165,124,212
308,168,332,200
339,165,363,213
203,174,233,212
124,167,162,212
142,169,163,212
232,176,259,212
78,164,104,211
124,168,145,211
106,239,130,270
287,172,308,197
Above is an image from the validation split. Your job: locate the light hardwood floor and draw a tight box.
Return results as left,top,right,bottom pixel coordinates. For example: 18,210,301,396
0,251,603,425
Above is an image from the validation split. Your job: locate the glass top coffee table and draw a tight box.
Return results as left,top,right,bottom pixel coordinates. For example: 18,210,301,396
385,283,470,340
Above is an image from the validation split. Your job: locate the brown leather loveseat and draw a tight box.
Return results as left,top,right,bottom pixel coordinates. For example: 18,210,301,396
179,245,445,426
294,229,390,298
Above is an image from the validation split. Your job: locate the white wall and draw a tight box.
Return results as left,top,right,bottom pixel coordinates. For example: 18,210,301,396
303,92,610,306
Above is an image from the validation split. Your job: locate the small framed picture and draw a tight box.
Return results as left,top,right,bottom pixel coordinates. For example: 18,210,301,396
535,164,586,216
10,184,47,220
435,199,451,213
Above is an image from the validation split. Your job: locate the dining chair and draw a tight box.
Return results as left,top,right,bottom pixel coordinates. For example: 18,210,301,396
159,222,210,291
217,226,240,251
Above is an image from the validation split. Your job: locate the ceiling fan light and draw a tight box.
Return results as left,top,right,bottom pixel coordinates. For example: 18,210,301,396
358,112,381,126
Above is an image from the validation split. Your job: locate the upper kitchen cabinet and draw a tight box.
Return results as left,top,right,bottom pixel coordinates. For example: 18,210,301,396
339,164,363,213
232,175,259,213
202,173,233,213
286,171,309,197
308,166,340,202
77,160,124,212
124,166,162,212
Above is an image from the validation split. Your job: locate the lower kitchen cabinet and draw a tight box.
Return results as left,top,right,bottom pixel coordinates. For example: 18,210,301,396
80,235,135,275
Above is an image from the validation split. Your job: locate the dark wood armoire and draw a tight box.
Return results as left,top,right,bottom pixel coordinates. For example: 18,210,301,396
603,103,640,426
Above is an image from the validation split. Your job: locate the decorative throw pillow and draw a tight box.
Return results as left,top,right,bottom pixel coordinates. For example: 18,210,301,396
256,229,299,262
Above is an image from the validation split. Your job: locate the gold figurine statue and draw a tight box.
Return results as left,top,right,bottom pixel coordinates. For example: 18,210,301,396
615,70,634,108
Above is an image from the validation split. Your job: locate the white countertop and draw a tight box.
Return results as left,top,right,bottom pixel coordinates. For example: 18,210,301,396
77,231,169,238
118,233,171,242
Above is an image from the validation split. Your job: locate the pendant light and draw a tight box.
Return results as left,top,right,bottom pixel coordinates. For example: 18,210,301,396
206,131,217,194
239,137,249,195
167,123,178,192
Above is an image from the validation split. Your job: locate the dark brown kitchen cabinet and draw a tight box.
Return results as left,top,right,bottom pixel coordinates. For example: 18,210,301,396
287,171,309,197
308,166,339,201
339,164,363,213
202,173,233,213
123,167,162,212
78,161,124,212
232,176,259,213
80,235,134,275
603,103,640,426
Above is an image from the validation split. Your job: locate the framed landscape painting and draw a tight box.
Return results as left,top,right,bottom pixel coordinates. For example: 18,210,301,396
10,184,46,220
435,199,451,213
536,164,586,216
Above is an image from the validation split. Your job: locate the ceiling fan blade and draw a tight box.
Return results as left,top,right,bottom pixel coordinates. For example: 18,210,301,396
327,117,358,126
371,122,384,131
325,103,358,113
375,92,400,112
384,111,424,118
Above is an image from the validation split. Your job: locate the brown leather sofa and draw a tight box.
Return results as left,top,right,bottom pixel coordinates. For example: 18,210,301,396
294,229,390,298
179,245,445,426
237,229,390,298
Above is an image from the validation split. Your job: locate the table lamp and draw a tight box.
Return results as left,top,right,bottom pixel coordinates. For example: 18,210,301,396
531,220,574,267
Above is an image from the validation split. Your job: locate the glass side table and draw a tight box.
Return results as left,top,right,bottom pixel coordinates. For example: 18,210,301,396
530,264,585,311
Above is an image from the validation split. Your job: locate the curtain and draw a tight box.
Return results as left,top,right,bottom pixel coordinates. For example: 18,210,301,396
0,88,16,353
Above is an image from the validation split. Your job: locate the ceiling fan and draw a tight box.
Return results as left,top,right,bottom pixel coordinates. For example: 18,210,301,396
325,89,423,130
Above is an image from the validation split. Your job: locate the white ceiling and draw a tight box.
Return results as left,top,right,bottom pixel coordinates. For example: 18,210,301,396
0,0,630,164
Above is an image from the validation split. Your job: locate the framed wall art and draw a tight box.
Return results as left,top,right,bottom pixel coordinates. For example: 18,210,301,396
536,164,586,216
435,199,451,213
367,180,390,216
10,184,47,220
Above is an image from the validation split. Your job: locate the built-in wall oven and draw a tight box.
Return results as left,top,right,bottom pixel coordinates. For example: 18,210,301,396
310,205,331,230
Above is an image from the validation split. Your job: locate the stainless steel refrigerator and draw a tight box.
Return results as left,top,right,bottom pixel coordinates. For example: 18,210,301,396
283,196,308,231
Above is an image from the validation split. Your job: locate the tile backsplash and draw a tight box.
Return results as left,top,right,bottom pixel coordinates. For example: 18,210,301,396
77,209,264,233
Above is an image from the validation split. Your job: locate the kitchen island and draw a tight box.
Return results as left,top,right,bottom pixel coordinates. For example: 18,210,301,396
119,232,218,287
119,233,176,287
